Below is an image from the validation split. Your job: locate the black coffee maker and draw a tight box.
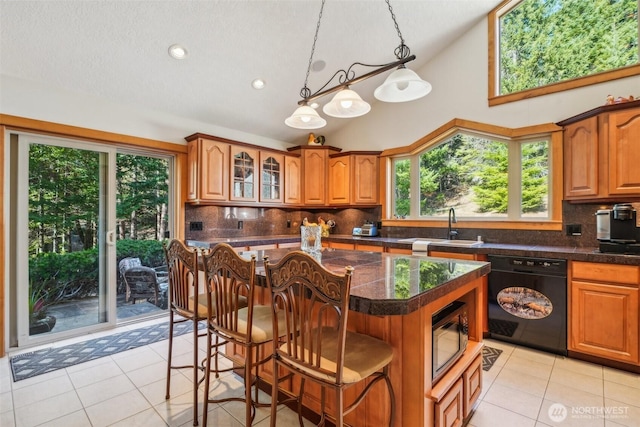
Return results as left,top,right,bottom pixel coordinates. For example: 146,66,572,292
610,203,637,243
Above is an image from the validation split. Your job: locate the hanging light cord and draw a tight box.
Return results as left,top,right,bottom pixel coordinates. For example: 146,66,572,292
385,0,411,60
300,0,326,100
295,0,417,105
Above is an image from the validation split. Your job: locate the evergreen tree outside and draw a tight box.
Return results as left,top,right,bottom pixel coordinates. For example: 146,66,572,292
499,0,638,95
394,133,549,218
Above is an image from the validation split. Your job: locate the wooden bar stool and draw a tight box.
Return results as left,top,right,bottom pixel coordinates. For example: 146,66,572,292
264,251,396,427
163,239,208,426
201,243,284,426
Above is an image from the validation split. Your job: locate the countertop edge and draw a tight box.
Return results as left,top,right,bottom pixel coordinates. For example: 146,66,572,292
187,235,640,266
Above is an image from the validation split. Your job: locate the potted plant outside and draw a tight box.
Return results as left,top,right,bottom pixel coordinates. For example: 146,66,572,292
29,283,56,335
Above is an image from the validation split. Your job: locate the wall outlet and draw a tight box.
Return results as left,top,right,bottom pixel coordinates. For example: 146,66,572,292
287,219,291,228
189,221,203,231
566,224,582,236
238,220,243,230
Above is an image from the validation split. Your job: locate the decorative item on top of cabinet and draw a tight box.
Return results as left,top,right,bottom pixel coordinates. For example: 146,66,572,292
558,99,640,201
185,136,230,202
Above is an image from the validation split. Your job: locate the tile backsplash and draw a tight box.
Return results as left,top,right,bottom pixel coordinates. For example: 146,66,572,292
184,201,616,248
184,205,382,241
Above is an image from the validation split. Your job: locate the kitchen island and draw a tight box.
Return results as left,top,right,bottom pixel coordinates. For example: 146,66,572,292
229,247,490,427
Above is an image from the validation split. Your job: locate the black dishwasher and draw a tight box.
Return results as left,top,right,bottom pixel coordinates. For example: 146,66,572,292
487,255,567,355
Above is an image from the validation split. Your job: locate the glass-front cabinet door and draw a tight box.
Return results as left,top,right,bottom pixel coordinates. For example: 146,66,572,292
230,146,258,202
260,152,284,203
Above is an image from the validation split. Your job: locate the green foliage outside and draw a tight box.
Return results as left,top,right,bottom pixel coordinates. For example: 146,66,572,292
500,0,638,95
28,144,169,309
394,159,411,217
396,134,548,217
29,239,167,309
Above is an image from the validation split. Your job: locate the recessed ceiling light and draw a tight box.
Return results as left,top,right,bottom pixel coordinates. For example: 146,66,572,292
168,44,188,59
252,78,266,89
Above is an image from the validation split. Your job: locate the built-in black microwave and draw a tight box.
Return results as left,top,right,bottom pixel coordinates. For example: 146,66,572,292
432,300,468,383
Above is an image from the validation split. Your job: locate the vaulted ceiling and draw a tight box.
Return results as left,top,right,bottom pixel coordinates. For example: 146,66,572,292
0,0,502,144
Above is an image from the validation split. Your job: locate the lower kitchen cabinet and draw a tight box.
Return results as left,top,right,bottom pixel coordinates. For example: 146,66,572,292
435,378,464,427
429,251,477,260
570,261,640,364
462,354,482,417
355,243,384,252
431,344,483,427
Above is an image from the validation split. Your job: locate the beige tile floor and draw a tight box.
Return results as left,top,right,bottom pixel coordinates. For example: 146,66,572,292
1,320,639,427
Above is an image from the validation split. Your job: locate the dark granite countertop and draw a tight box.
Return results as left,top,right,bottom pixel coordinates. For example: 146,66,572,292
187,234,640,266
237,247,489,316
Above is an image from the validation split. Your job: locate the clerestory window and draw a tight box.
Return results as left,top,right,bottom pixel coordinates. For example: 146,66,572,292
489,0,639,105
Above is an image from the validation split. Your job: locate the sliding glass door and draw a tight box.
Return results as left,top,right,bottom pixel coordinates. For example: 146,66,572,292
10,133,173,347
15,135,116,345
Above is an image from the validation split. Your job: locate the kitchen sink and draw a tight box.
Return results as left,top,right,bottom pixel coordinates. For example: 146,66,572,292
397,237,483,248
434,239,483,247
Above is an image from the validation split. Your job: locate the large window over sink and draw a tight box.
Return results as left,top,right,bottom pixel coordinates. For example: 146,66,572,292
391,131,551,222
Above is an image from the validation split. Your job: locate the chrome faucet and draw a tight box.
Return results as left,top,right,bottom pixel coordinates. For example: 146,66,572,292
447,207,458,240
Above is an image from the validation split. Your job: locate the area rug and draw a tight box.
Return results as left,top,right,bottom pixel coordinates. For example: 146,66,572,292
10,321,204,382
488,318,519,338
482,346,503,371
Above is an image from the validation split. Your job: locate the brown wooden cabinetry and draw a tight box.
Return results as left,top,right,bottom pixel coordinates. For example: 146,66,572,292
434,378,464,427
259,152,284,203
559,100,640,201
302,148,330,205
328,156,350,204
186,137,229,202
328,153,380,205
186,133,304,206
569,261,639,364
284,155,301,205
608,108,640,195
563,116,599,199
230,146,258,202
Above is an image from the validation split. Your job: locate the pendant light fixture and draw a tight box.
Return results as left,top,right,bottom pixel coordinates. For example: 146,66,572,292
285,0,431,129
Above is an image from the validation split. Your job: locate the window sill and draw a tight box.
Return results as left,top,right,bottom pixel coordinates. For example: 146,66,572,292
381,219,562,231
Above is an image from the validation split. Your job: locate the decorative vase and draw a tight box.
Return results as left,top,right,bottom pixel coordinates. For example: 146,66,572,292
301,225,322,254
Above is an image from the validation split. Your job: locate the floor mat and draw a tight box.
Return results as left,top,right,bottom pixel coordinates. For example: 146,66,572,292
488,318,519,337
10,321,203,382
482,346,503,371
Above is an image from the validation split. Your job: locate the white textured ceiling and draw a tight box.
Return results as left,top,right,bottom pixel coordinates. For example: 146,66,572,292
0,0,502,145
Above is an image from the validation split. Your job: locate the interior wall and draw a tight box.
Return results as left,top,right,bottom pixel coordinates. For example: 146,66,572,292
330,18,640,151
0,75,292,151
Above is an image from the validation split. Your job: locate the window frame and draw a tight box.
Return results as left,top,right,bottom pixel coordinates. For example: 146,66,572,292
488,0,640,107
381,119,563,231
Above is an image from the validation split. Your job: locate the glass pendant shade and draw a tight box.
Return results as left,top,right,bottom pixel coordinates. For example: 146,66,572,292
374,67,432,102
285,105,327,129
322,88,371,118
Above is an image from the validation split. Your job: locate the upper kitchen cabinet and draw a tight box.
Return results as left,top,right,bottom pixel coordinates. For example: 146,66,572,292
328,153,381,205
608,108,640,195
259,152,284,203
559,100,640,201
562,116,599,199
288,145,341,206
230,146,258,202
284,155,302,205
186,135,229,202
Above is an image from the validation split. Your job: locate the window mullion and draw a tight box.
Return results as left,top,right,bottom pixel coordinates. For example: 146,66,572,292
507,142,521,220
